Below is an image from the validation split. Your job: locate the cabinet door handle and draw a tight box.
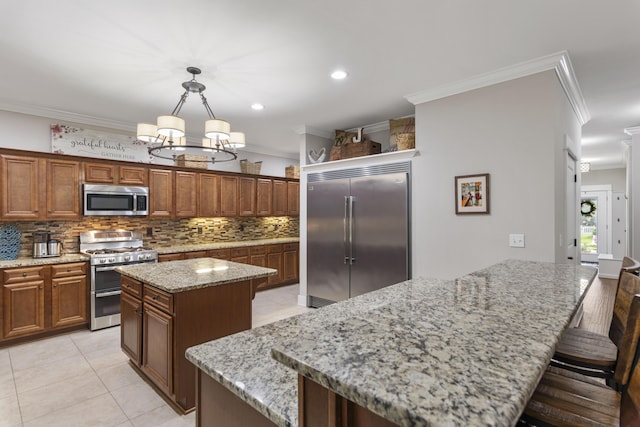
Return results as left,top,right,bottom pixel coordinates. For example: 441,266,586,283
67,268,71,272
22,272,27,277
53,284,57,288
38,285,43,290
152,295,158,300
48,210,52,213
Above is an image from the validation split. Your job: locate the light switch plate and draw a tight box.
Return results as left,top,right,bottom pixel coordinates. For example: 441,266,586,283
509,234,525,248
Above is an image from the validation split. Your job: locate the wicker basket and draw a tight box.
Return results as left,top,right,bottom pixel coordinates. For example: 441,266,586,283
396,133,415,150
285,165,300,178
240,159,262,175
176,154,208,169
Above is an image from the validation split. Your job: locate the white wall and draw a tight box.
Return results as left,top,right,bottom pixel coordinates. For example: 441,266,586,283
581,168,626,192
412,70,581,279
0,110,297,177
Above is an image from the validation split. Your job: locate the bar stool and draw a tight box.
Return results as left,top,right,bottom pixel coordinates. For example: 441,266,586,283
520,293,640,426
551,258,640,387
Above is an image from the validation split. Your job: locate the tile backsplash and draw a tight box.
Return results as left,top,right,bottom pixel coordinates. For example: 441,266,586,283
11,216,299,258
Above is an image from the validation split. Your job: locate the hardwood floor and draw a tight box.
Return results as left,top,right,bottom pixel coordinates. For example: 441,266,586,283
578,275,618,335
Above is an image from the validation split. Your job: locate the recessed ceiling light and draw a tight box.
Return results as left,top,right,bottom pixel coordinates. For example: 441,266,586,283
251,103,264,111
331,70,348,80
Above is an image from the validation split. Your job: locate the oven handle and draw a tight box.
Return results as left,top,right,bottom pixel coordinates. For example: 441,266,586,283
95,265,122,272
96,290,121,298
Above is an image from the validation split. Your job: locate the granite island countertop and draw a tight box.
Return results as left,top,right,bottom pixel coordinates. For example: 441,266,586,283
186,260,597,427
116,257,277,293
154,237,299,255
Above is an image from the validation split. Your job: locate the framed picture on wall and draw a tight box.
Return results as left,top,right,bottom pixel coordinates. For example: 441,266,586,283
455,173,490,214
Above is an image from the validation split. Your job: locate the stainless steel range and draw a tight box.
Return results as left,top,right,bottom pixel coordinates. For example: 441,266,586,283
80,230,158,331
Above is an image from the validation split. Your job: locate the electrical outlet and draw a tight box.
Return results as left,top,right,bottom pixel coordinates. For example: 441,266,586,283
509,234,525,248
146,227,153,237
197,227,203,234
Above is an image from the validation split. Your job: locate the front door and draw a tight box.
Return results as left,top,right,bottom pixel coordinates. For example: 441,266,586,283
580,188,610,263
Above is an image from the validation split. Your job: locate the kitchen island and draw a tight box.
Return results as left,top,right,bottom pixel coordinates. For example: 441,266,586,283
186,260,596,426
116,257,276,414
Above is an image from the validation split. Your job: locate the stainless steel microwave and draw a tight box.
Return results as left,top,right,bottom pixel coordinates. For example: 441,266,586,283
83,184,149,216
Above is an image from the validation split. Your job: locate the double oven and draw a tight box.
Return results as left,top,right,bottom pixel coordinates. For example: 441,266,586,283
80,230,158,331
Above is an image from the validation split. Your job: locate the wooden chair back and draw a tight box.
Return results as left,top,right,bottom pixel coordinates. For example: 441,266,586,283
614,288,640,386
610,261,640,347
621,295,640,424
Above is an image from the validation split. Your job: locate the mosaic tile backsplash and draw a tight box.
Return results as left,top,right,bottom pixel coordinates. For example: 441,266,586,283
10,216,299,258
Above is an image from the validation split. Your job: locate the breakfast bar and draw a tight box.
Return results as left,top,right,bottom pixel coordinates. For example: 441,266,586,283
186,260,597,426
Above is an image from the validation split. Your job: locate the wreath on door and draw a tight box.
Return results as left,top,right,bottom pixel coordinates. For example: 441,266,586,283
580,200,596,217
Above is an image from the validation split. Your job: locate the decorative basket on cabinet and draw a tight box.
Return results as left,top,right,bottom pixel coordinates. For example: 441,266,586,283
240,159,262,175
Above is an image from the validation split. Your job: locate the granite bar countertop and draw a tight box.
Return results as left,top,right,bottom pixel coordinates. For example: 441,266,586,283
186,259,596,427
155,237,299,255
116,258,277,294
0,254,89,269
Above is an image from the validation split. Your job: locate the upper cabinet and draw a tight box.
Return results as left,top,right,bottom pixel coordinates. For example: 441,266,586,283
46,159,80,219
239,177,256,217
175,171,197,218
0,155,80,220
287,181,300,216
84,162,147,186
0,149,298,220
198,173,220,218
256,178,272,217
272,179,287,216
149,169,174,218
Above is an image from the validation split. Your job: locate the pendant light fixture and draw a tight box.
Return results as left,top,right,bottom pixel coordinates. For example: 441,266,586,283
140,67,242,164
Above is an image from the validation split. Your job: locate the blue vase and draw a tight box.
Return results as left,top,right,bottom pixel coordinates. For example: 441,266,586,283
0,224,22,260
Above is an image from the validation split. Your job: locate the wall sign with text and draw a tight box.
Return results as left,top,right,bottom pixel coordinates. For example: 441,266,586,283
51,124,153,163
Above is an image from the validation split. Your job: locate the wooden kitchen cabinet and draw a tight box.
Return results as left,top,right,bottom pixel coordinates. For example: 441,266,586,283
121,276,143,365
0,155,80,220
198,173,220,217
230,247,249,264
1,262,89,343
175,171,197,217
158,253,185,262
220,176,238,216
46,158,81,219
183,251,208,259
207,248,230,260
51,262,87,328
239,177,256,217
287,181,300,216
249,246,268,295
142,300,173,395
272,179,287,216
256,178,272,216
283,243,299,283
149,168,174,218
83,162,148,186
120,272,252,413
0,155,40,220
2,266,46,338
267,244,284,286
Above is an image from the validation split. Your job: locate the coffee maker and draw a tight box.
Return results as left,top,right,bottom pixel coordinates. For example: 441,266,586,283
33,232,49,258
33,232,62,258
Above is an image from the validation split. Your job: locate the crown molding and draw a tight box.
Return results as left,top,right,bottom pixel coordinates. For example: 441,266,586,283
346,120,389,134
293,125,333,139
0,100,136,132
624,126,640,136
405,51,591,125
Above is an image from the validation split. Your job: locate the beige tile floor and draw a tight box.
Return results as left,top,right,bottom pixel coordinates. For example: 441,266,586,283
0,284,310,427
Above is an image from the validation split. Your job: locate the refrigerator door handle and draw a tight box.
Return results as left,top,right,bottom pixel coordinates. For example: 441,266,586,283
348,195,355,264
344,196,350,264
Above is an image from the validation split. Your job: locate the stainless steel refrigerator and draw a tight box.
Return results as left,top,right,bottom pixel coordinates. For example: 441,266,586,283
307,162,410,307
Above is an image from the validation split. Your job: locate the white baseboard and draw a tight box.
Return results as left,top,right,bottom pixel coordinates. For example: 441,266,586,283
297,294,307,307
598,273,619,280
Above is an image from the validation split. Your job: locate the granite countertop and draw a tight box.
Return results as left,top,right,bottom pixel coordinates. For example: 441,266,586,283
186,259,596,427
0,253,89,269
155,237,299,255
116,257,277,293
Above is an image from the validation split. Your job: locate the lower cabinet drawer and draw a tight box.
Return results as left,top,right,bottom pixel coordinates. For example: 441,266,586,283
144,286,173,313
51,262,87,278
3,266,46,284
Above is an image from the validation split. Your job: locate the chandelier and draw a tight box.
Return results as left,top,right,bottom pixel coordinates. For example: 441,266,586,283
138,67,244,164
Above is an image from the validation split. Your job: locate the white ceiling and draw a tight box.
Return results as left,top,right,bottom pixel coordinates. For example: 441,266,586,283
1,0,638,168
